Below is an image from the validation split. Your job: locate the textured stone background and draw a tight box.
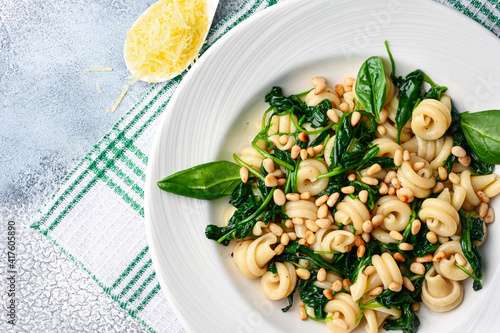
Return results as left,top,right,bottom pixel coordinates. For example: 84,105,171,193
0,0,243,332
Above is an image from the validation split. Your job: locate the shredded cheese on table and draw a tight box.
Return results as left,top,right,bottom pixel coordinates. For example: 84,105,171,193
124,0,208,82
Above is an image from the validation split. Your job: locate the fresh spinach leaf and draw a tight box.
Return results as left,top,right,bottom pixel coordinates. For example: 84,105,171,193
157,161,241,200
395,70,423,144
459,211,484,290
460,110,500,164
355,56,387,122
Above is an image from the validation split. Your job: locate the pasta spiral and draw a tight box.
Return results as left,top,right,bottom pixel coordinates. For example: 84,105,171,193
419,196,460,237
261,262,297,300
239,146,264,171
397,154,435,198
232,233,277,279
296,159,329,195
267,114,297,150
471,173,500,199
285,199,319,221
334,196,370,235
433,241,473,281
372,196,412,232
305,87,341,108
401,135,454,169
411,99,452,141
371,253,403,289
421,266,464,312
372,137,403,159
364,307,401,333
325,293,360,333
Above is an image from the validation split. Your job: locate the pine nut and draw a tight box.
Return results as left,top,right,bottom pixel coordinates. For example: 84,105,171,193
433,251,446,262
369,287,383,296
316,218,332,229
361,232,371,243
362,220,373,233
347,173,356,182
323,289,334,300
312,76,326,86
341,186,355,194
393,252,405,262
426,231,438,244
271,169,284,178
432,182,444,194
372,214,384,227
296,268,311,280
344,77,355,86
300,191,312,200
397,187,414,203
281,232,290,246
479,202,488,218
327,109,340,123
298,132,309,143
394,150,403,167
327,192,340,207
354,237,364,247
339,102,349,113
384,170,397,184
273,189,286,206
379,182,389,195
286,193,300,201
335,84,344,96
264,174,278,187
362,176,379,186
364,265,376,276
298,238,309,246
455,253,467,266
451,146,467,158
342,279,352,291
351,111,362,127
299,306,307,320
317,268,327,282
438,166,448,181
275,244,285,255
367,163,382,176
391,177,402,189
287,232,297,241
403,150,411,162
278,178,286,186
476,190,490,203
403,277,415,291
331,280,342,292
317,204,329,219
315,82,327,95
269,223,284,236
305,219,319,233
291,145,301,159
416,254,433,263
399,242,414,251
307,147,315,158
388,186,396,196
485,208,495,224
278,135,289,145
300,149,308,160
359,190,369,203
315,194,329,206
390,230,404,241
410,262,426,275
285,219,294,229
357,244,366,258
240,167,249,183
413,161,426,171
306,230,317,245
389,282,402,292
411,302,420,312
313,145,324,154
449,172,460,185
458,156,471,167
411,219,421,235
292,217,304,225
377,125,387,135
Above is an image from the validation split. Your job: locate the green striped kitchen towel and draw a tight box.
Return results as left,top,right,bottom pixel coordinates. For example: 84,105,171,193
30,1,499,332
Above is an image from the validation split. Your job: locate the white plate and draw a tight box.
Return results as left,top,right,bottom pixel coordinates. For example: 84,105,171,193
145,0,500,332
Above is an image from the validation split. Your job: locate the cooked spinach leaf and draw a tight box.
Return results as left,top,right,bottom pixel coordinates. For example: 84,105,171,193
459,211,484,290
355,56,387,122
395,70,423,144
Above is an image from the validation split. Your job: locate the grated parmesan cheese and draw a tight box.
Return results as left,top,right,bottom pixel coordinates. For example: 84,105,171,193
124,0,208,82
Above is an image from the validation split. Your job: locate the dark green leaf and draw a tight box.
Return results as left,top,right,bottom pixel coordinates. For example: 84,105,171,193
459,211,484,290
395,70,423,143
355,56,387,121
461,110,500,164
383,303,420,333
157,161,241,200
